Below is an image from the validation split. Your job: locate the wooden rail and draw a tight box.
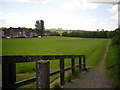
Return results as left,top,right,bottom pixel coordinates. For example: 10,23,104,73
1,55,86,89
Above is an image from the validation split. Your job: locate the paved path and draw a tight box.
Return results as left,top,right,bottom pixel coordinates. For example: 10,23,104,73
63,40,113,88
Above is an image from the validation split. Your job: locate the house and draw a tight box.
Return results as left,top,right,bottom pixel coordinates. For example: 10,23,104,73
0,29,3,38
8,27,23,38
2,27,51,38
2,27,25,38
25,28,40,37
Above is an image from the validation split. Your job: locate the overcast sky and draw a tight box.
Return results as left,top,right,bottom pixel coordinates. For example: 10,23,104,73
0,0,119,31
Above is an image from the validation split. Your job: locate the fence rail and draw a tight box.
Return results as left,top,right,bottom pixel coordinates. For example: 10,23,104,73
2,55,86,89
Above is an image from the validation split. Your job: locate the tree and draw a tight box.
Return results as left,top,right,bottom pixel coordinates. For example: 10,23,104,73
0,27,7,30
35,20,45,37
112,28,120,46
51,31,60,36
62,32,68,37
20,27,28,30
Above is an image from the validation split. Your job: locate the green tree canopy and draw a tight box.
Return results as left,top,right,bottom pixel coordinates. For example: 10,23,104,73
35,20,45,37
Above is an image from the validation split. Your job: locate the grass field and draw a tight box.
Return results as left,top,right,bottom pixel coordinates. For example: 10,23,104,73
2,36,108,88
3,36,108,65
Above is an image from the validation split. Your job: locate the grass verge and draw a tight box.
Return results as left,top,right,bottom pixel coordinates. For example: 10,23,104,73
105,42,120,88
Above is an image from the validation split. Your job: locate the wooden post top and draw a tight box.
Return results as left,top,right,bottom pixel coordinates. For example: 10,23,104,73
37,60,49,63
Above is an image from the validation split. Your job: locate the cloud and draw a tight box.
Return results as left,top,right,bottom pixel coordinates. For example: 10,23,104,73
0,12,37,28
0,12,7,27
88,0,120,3
0,11,117,30
0,19,6,26
44,12,117,30
108,5,118,13
88,0,119,28
0,0,51,4
19,0,51,4
108,5,118,21
59,0,99,10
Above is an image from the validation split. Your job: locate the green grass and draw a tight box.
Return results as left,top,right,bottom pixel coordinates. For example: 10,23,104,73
2,36,106,56
2,36,108,88
105,41,119,87
2,36,108,73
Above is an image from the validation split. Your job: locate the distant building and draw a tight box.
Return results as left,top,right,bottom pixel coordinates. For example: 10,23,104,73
2,27,27,38
0,29,3,38
97,29,99,32
58,28,62,30
102,29,104,31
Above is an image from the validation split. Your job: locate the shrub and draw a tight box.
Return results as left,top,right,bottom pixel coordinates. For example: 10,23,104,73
72,69,81,79
112,28,120,45
65,74,72,83
51,32,60,36
52,83,61,90
62,32,68,37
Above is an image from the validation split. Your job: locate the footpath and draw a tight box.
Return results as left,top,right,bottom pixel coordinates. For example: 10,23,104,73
63,40,113,88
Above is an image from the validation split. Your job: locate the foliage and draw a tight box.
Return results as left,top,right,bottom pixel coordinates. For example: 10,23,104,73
19,27,28,30
112,28,120,46
35,20,45,37
62,31,113,38
65,69,81,83
52,83,61,89
106,28,120,88
0,27,8,30
50,32,60,36
62,32,68,37
65,74,72,83
105,43,119,87
82,67,88,71
72,70,81,79
112,28,120,69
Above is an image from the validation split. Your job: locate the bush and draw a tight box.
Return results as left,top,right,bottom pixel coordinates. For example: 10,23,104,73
51,32,60,36
62,32,68,37
62,30,112,38
108,28,120,88
65,74,72,83
112,28,120,46
52,83,61,90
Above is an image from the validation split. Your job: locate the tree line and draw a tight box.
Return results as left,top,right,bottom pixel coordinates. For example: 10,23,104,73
112,28,120,46
61,31,113,38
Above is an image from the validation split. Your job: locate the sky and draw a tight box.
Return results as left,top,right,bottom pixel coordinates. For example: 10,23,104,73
0,0,119,31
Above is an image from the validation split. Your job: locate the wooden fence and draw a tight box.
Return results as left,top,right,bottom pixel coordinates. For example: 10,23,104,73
2,55,86,89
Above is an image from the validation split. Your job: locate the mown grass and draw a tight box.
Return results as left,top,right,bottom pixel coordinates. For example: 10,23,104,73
2,37,108,73
2,36,108,88
3,36,106,56
105,41,119,87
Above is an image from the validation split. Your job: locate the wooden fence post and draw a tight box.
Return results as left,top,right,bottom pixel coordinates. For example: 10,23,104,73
83,56,86,69
79,57,82,71
71,58,75,75
36,60,50,89
60,58,65,85
2,57,16,89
